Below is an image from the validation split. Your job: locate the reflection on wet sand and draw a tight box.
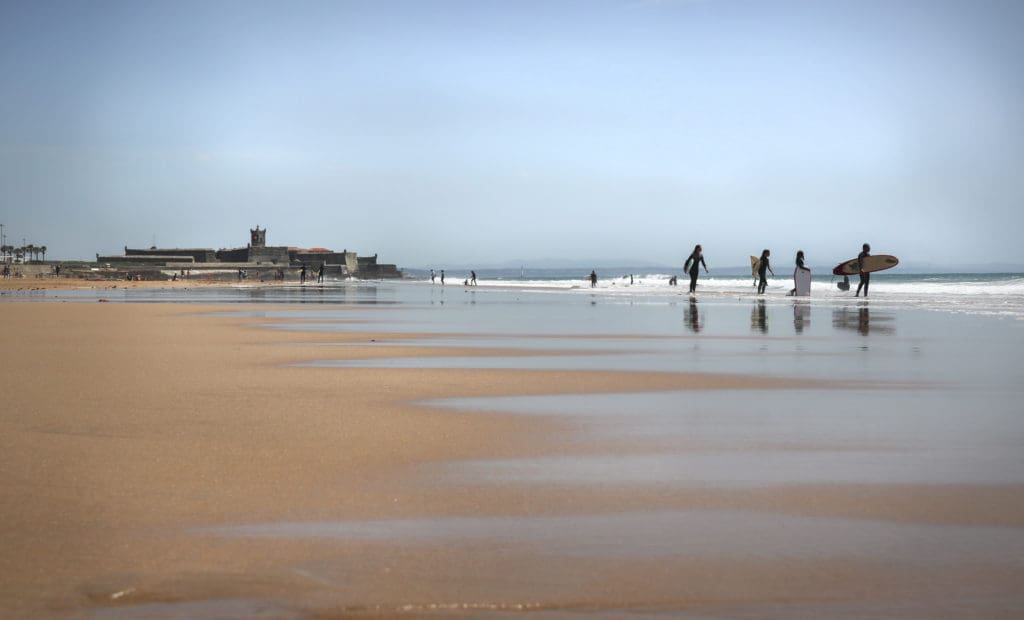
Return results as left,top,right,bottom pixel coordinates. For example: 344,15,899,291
793,300,811,333
684,299,702,333
832,305,896,336
750,299,768,333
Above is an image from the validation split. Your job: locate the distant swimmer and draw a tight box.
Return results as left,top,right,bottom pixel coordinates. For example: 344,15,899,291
590,270,598,288
856,243,871,297
757,249,774,295
683,244,708,294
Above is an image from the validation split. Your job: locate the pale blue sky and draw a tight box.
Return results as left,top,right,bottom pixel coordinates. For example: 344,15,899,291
2,0,1022,268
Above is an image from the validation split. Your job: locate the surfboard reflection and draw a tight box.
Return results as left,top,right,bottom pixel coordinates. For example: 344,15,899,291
832,306,896,336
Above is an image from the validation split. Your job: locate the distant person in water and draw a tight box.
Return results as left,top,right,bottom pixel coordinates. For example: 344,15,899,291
790,250,810,295
684,244,708,294
590,270,597,288
856,243,871,297
757,249,774,295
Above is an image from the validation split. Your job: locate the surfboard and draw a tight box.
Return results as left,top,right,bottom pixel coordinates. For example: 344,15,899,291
750,256,760,283
793,267,811,296
832,254,899,276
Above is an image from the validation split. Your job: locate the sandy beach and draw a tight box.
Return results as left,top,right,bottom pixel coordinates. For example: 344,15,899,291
2,283,1023,619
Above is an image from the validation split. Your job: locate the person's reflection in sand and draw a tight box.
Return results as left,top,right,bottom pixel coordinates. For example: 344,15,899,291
793,300,811,334
684,298,702,333
751,299,768,333
832,304,896,336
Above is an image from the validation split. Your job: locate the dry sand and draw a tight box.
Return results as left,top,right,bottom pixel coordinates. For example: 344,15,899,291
1,298,1021,618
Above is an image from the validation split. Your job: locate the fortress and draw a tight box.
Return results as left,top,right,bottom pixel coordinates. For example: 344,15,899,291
98,227,401,280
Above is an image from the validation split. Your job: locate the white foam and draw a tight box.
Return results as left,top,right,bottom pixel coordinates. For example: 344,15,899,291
463,274,1024,319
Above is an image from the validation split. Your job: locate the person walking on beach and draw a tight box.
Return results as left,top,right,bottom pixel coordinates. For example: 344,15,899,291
856,243,871,297
440,270,445,285
430,269,436,284
317,262,325,284
471,270,477,285
684,245,708,294
590,270,598,288
300,263,307,284
757,249,774,295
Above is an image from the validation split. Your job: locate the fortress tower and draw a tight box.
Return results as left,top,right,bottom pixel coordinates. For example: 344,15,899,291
250,226,266,248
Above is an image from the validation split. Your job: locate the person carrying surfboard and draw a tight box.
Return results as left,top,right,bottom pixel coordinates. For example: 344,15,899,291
757,249,774,295
684,244,708,294
789,250,810,296
856,243,871,297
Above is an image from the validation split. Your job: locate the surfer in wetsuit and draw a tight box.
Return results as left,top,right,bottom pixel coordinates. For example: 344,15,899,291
757,249,774,295
684,245,708,294
855,243,871,297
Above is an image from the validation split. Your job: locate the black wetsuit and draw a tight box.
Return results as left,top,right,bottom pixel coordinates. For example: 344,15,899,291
757,256,770,294
684,252,706,293
856,251,870,296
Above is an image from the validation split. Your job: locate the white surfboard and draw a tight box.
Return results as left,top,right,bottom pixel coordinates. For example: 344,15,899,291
793,268,811,296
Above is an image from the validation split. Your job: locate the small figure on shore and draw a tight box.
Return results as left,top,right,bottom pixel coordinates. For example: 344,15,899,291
318,262,325,284
237,268,244,281
683,245,708,294
440,270,445,285
589,270,598,288
300,263,307,284
856,243,871,297
471,270,477,285
430,269,436,284
630,274,634,285
669,275,677,286
757,249,774,295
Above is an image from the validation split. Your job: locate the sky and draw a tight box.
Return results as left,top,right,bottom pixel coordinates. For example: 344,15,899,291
1,0,1022,269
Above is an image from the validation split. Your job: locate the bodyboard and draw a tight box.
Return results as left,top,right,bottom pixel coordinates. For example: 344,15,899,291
794,268,811,296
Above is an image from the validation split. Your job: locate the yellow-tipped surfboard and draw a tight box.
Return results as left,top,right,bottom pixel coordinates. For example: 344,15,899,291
832,255,899,276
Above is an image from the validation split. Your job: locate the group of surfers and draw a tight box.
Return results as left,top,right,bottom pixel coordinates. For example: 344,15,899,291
683,243,874,297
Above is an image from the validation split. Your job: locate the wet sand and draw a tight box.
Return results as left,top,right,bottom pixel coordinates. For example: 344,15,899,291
2,297,1022,618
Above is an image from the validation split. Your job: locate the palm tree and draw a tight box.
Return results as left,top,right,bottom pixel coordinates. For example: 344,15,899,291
26,244,35,262
40,246,47,262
